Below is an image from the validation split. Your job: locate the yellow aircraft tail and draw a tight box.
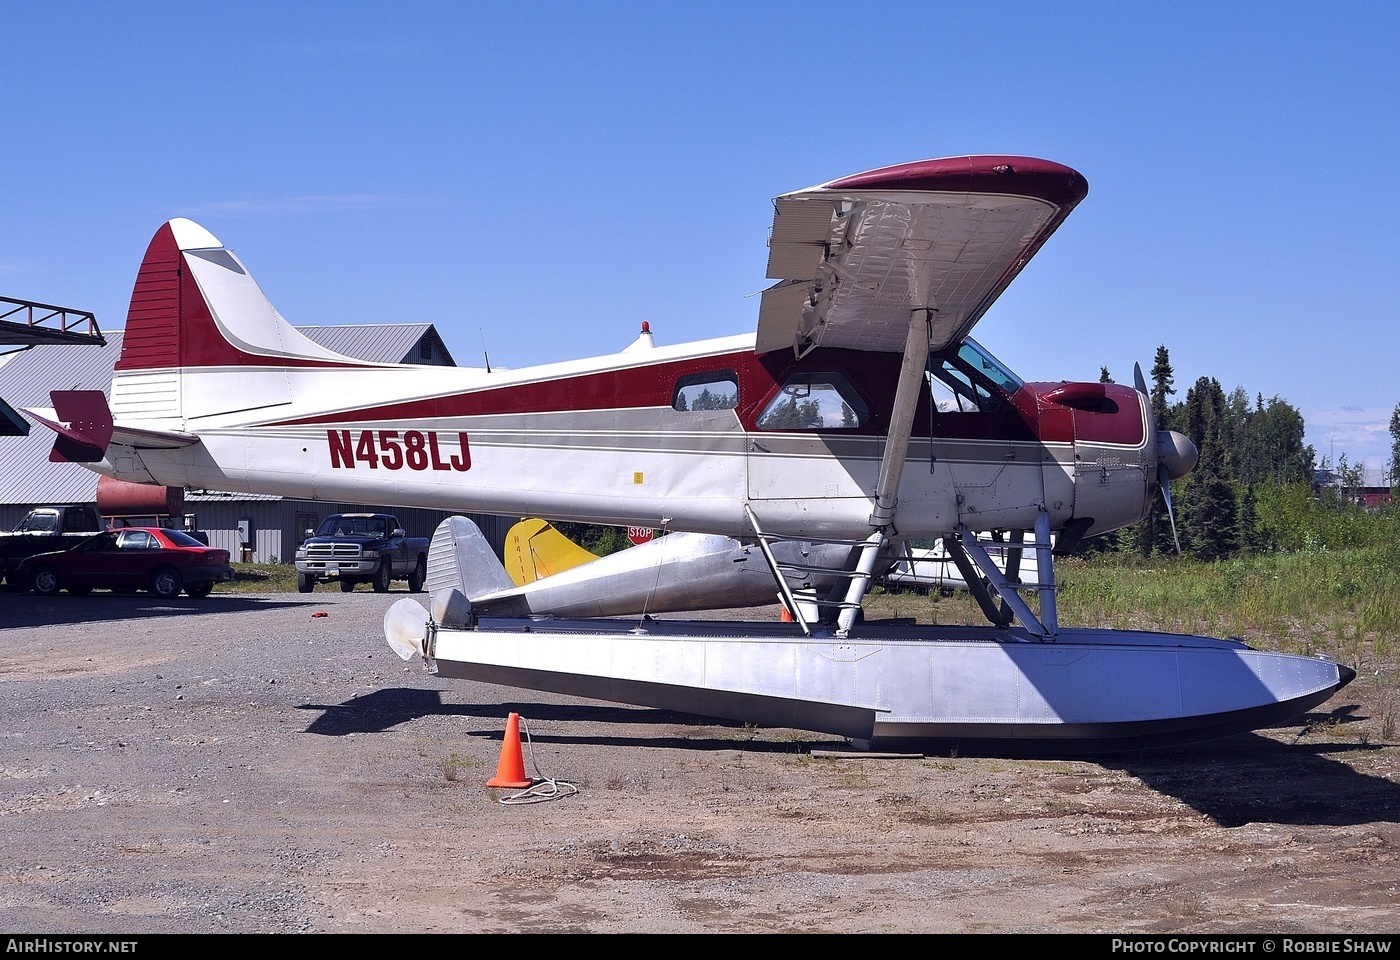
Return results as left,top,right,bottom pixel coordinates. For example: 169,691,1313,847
503,518,601,585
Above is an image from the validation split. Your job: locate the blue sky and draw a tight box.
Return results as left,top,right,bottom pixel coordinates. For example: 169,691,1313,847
4,2,1397,478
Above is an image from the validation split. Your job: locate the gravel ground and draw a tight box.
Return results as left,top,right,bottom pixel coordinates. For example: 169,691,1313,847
0,588,1396,934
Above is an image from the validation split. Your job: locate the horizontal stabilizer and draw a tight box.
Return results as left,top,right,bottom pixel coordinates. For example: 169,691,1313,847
25,390,199,463
26,390,113,462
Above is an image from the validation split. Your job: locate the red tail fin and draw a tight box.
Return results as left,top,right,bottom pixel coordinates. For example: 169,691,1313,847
114,219,362,373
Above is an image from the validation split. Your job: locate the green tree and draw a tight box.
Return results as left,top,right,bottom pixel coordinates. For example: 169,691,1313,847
1149,345,1175,421
1241,394,1313,485
1390,402,1400,489
1178,377,1239,559
1131,346,1178,556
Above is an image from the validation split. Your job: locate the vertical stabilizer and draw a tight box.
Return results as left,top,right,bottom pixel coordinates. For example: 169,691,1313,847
426,516,518,603
503,518,601,585
111,219,365,425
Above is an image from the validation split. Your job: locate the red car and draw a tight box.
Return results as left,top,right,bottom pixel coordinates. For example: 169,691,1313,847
17,527,234,599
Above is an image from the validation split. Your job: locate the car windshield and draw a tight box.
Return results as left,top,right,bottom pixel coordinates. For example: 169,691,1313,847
161,529,205,547
18,512,58,532
316,516,388,537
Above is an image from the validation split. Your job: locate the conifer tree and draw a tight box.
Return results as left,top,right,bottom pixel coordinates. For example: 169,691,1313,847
1390,402,1400,489
1179,377,1238,559
1132,346,1178,556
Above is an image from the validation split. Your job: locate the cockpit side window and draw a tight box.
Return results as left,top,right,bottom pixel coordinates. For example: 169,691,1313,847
672,371,738,412
756,373,868,430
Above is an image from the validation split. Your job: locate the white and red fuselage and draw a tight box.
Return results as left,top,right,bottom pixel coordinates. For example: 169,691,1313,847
97,217,1166,546
98,236,1164,545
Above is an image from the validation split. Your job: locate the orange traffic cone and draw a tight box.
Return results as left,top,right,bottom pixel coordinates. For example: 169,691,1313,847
486,712,533,789
780,605,794,622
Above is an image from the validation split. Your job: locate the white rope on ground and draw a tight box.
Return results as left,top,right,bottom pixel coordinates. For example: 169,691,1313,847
498,715,578,805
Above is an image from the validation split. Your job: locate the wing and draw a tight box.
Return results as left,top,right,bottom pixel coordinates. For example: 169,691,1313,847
756,156,1088,356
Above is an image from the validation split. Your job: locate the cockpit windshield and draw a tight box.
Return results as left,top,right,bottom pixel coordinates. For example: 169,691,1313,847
926,338,1024,414
957,338,1023,393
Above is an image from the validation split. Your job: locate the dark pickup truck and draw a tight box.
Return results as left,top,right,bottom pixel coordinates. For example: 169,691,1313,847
0,505,105,584
293,513,429,593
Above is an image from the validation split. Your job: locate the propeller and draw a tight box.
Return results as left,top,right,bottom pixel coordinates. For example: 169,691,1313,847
383,598,431,660
1134,363,1198,554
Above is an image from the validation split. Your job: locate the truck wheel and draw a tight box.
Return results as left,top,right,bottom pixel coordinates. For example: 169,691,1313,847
372,563,392,593
31,567,60,596
408,557,426,593
297,573,316,593
340,580,356,593
150,567,183,599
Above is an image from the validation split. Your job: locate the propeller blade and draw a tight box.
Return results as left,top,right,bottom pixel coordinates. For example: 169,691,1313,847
1133,362,1148,397
383,598,430,660
1157,463,1183,555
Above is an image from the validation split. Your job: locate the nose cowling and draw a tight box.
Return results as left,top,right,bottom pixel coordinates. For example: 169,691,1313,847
1157,429,1198,482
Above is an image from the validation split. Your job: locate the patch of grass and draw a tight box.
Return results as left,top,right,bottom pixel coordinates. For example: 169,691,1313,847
223,563,300,593
439,752,481,782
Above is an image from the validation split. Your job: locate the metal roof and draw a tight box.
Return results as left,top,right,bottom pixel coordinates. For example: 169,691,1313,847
0,323,457,505
298,324,457,366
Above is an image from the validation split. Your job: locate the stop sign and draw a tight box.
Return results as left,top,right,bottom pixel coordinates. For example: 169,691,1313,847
627,526,654,545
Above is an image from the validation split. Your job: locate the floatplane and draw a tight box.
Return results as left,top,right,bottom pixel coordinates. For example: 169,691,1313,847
32,155,1352,751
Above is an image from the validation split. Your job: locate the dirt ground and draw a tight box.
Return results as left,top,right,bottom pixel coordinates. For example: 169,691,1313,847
0,588,1396,934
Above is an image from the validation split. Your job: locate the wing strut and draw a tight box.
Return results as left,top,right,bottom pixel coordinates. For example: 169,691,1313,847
745,503,814,637
830,308,934,636
869,309,933,529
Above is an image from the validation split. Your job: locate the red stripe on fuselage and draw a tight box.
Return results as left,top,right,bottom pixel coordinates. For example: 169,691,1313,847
267,346,1053,443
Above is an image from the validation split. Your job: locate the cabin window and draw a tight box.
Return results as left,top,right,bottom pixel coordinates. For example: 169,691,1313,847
757,373,867,430
672,371,738,412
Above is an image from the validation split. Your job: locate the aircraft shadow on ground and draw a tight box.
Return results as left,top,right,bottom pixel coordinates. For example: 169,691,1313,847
0,592,316,628
1104,703,1400,829
298,688,820,754
302,689,1399,827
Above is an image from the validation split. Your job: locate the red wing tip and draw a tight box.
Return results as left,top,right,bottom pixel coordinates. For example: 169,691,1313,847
821,156,1088,206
